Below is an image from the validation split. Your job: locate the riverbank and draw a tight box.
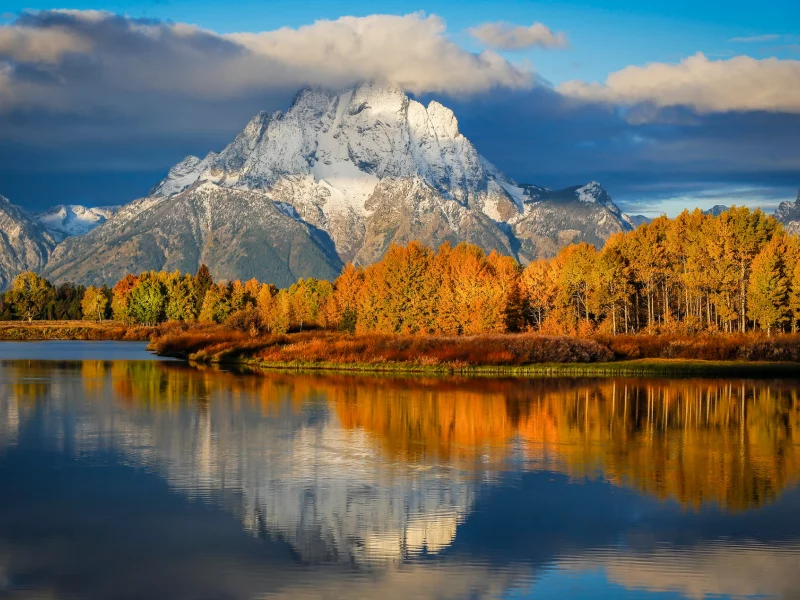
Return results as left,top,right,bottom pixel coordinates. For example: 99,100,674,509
0,320,190,341
148,329,800,377
221,357,800,378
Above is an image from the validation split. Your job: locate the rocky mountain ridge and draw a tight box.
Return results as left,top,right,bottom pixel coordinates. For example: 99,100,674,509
0,195,56,288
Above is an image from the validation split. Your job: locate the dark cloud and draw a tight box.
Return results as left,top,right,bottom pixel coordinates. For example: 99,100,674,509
439,87,800,214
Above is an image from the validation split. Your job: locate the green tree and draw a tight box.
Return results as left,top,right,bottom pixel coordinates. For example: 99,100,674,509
7,272,55,321
129,279,167,325
165,275,198,321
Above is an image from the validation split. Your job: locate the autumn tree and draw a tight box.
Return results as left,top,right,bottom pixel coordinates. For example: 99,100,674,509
81,286,109,321
165,275,199,321
327,263,364,332
748,237,789,334
112,274,139,323
7,272,55,321
198,284,232,323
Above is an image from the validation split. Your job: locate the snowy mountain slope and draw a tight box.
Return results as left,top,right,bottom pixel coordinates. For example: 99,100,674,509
44,182,343,287
35,204,118,242
150,83,527,262
31,83,635,285
0,195,55,288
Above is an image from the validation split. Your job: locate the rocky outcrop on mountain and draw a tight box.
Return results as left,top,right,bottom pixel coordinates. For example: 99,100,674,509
775,190,800,235
12,83,635,286
44,183,343,287
35,204,117,242
513,182,634,260
0,195,55,288
703,205,729,217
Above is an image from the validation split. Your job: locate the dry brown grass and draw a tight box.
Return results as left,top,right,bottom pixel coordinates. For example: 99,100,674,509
597,333,800,362
0,320,207,342
150,330,615,366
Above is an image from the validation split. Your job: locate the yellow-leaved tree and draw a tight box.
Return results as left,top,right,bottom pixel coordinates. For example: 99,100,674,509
747,236,789,335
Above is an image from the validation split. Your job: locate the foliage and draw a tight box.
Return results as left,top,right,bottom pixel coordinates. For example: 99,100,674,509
3,206,800,336
6,272,56,322
81,286,109,321
128,277,167,325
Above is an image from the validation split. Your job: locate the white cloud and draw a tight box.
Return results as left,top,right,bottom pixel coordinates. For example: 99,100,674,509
559,53,800,114
230,13,533,94
468,21,568,51
0,10,534,116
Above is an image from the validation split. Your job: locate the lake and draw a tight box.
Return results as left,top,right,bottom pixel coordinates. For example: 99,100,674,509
0,342,799,599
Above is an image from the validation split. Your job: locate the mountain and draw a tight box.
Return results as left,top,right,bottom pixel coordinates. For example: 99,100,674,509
629,215,651,227
514,182,635,260
44,182,343,288
0,195,55,288
38,83,633,286
35,204,117,242
775,190,800,235
704,205,729,216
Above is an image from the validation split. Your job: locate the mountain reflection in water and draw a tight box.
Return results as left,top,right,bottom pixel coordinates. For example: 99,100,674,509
0,357,799,599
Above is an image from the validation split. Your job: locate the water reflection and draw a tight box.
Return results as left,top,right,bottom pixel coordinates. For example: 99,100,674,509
1,358,800,599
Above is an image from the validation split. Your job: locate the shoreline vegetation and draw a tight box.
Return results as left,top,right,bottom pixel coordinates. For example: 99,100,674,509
0,322,798,376
146,327,800,377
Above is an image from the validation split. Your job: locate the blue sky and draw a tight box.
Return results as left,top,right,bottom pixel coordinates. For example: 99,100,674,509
0,0,798,214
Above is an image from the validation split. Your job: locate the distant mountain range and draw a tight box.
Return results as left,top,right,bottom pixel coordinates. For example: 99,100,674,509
0,83,797,288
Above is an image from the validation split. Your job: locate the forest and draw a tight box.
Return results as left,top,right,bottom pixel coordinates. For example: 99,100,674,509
2,206,800,337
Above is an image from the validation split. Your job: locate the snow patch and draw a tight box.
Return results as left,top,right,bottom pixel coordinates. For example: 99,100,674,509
35,204,118,241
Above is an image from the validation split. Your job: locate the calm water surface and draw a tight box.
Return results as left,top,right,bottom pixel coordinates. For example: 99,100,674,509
1,342,799,599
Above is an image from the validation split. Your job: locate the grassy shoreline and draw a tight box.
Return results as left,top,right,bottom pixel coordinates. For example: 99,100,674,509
210,357,800,378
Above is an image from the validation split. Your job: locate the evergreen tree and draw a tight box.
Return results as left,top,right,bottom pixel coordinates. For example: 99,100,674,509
194,264,213,312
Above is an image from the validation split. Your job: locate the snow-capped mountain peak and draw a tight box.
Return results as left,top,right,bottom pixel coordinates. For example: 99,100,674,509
35,204,118,242
36,83,637,286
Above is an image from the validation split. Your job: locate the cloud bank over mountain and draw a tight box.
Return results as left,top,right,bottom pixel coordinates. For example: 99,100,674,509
0,9,533,116
560,53,800,115
0,9,798,214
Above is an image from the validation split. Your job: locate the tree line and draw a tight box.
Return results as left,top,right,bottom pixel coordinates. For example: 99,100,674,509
2,206,799,335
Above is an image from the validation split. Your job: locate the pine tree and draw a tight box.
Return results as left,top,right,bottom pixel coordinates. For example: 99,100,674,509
194,264,213,312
